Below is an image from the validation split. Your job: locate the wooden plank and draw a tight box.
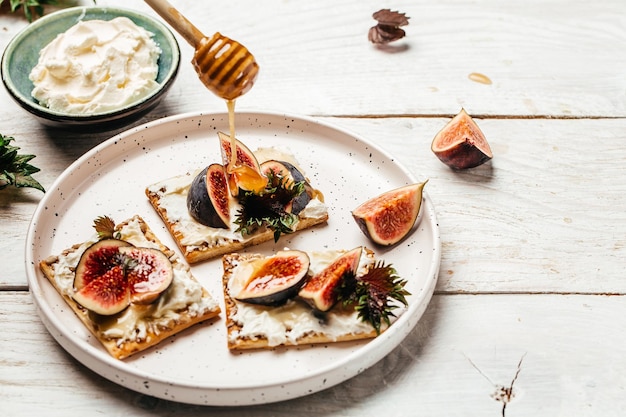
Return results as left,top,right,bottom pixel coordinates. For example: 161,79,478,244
1,1,624,415
1,291,624,415
1,0,625,118
171,0,626,117
330,116,626,294
2,117,625,293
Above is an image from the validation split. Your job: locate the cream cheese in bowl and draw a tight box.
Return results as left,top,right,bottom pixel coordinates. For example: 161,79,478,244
29,17,162,115
1,6,180,129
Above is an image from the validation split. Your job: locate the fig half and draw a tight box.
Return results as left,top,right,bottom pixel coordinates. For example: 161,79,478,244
217,131,266,194
73,265,131,315
120,246,174,305
351,181,427,246
72,240,174,315
298,247,363,312
187,164,230,228
235,250,310,306
431,108,493,169
260,159,312,214
74,238,132,291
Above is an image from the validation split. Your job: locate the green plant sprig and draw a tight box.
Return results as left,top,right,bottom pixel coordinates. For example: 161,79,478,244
0,0,57,22
0,133,44,192
234,169,306,242
339,261,410,334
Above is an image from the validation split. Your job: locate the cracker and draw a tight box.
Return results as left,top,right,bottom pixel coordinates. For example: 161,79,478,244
221,251,382,350
145,167,329,264
38,215,221,360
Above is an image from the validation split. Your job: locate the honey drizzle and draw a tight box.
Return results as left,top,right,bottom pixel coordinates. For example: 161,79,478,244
227,99,238,169
225,99,266,194
225,99,324,202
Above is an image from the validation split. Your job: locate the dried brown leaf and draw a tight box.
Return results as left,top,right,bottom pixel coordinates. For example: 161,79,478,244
369,9,410,44
368,25,407,44
93,215,116,240
372,9,410,27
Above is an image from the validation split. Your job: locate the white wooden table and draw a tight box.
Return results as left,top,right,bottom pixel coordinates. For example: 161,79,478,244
2,0,625,415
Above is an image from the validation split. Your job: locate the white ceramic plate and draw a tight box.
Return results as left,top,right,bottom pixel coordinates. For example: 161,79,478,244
25,112,441,406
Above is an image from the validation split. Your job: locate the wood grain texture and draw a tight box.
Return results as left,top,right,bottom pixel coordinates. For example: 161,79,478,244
2,0,625,118
328,117,626,294
1,291,624,416
2,117,624,292
1,0,625,413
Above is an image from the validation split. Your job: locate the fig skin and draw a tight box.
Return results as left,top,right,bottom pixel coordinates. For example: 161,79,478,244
260,159,312,214
431,108,493,170
187,164,230,228
72,240,174,315
351,181,427,246
298,247,363,312
235,250,310,306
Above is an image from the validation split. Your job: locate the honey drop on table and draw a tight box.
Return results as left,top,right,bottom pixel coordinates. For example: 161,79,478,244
468,72,492,85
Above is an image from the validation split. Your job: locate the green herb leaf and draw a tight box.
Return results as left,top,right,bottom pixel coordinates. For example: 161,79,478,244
2,1,99,22
0,133,44,192
234,169,305,242
2,0,56,22
339,261,410,334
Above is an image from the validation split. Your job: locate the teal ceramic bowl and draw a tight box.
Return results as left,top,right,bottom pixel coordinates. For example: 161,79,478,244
1,7,180,129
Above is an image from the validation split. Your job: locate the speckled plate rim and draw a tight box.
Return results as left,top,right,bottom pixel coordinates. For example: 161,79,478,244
24,111,441,406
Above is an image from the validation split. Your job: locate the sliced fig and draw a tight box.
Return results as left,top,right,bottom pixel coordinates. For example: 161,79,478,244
351,181,427,246
235,250,310,306
74,238,133,291
217,131,266,194
72,239,174,315
218,131,261,171
260,160,312,214
120,246,174,305
431,108,493,169
298,247,363,312
73,265,131,315
187,164,230,228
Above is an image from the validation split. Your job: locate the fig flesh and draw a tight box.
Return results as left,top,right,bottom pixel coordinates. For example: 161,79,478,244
431,108,492,169
73,265,131,315
298,247,363,312
217,131,265,194
351,181,427,246
260,160,312,214
187,164,230,228
120,246,174,304
235,250,310,306
72,240,174,315
74,238,132,291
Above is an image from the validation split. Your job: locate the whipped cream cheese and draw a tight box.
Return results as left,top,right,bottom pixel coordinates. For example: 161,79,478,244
51,217,219,345
146,148,328,250
29,17,161,114
228,249,385,347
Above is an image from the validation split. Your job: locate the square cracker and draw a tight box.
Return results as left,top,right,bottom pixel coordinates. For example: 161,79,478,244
145,172,328,264
221,252,380,350
38,215,221,360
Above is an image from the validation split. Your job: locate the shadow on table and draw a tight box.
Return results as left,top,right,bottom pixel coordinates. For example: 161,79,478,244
115,296,445,415
47,295,442,415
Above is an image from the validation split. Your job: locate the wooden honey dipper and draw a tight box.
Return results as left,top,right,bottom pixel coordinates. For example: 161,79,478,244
144,0,259,100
